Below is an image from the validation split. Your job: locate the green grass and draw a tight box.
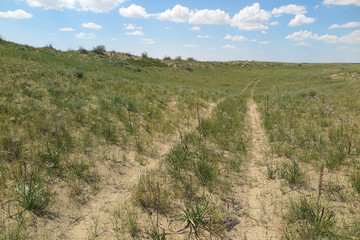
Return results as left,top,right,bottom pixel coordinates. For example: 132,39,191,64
1,39,359,239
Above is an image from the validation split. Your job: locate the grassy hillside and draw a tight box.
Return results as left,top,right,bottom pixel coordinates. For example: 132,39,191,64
0,39,359,239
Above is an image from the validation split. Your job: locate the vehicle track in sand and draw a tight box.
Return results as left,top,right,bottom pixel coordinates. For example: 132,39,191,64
229,78,283,239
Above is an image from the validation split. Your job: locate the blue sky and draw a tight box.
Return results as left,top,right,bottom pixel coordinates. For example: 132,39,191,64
1,0,360,62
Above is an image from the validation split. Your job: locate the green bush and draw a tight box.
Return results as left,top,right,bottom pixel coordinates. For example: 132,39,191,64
92,45,106,55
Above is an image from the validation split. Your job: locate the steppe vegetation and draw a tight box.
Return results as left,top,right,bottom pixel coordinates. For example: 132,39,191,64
0,40,359,239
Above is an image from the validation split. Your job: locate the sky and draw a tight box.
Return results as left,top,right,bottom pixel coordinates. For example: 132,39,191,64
0,0,360,62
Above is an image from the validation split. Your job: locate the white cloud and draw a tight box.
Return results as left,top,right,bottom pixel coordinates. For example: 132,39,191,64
317,34,338,43
323,0,360,6
288,14,316,26
125,30,144,36
339,30,360,44
314,5,320,9
25,0,125,12
259,41,270,44
329,21,360,29
112,37,118,40
141,38,154,44
231,3,271,31
82,22,102,29
184,44,196,47
76,0,125,13
75,32,95,39
119,4,150,18
189,9,230,25
197,35,213,38
59,27,74,31
285,30,339,44
272,4,306,16
190,26,200,31
26,0,75,10
124,23,135,29
285,30,317,42
294,42,311,46
157,4,193,22
222,44,237,49
224,34,247,41
270,21,279,26
0,9,33,19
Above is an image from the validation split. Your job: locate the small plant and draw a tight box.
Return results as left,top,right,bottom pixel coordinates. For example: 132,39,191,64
133,171,172,214
175,56,182,60
187,57,195,61
40,142,60,168
350,169,360,194
186,66,193,72
281,159,304,187
182,200,210,237
78,47,88,54
149,213,166,240
74,69,84,79
126,207,141,238
267,164,278,180
7,162,49,215
163,56,171,60
92,45,106,55
285,197,336,239
141,52,148,58
44,44,54,49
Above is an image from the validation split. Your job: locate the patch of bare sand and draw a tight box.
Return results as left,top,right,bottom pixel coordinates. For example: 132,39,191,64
36,100,220,240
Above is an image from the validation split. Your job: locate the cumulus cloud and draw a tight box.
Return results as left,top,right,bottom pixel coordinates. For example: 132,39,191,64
329,21,360,29
25,0,125,12
59,27,74,31
285,30,339,44
224,34,247,41
285,30,318,42
197,35,213,38
294,42,311,46
141,38,154,44
124,23,135,29
0,9,33,19
317,34,338,43
259,41,270,44
189,9,230,25
157,4,192,22
270,21,279,26
272,4,306,16
76,0,125,13
231,3,271,31
125,30,144,36
184,44,197,47
124,23,142,30
76,32,95,39
190,26,200,31
323,0,360,6
82,22,102,29
288,14,316,26
119,4,150,18
222,44,237,49
339,30,360,44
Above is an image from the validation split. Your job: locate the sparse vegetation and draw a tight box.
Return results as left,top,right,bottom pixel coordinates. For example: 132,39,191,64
0,40,359,239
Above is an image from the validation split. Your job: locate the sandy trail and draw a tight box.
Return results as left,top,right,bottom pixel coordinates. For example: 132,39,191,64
228,81,283,239
239,98,282,239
